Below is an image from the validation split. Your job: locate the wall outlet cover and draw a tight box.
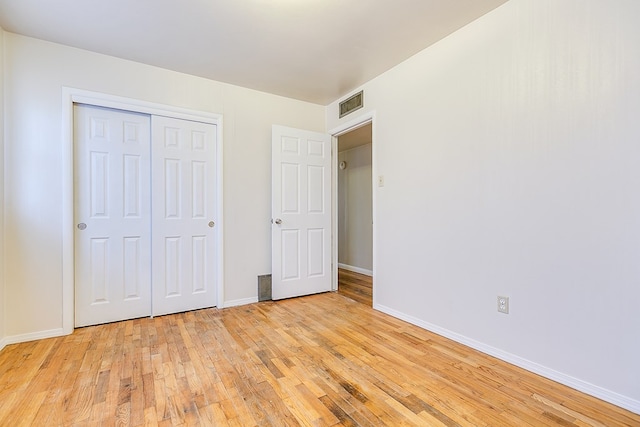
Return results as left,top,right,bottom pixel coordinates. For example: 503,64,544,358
497,296,509,314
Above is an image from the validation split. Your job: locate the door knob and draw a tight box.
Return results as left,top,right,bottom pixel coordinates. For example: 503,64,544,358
77,223,87,230
208,221,215,228
274,218,282,225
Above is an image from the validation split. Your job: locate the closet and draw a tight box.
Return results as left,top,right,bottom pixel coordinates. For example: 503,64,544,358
74,104,217,327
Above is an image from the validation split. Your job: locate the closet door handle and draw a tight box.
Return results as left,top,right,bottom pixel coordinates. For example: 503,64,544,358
77,223,87,230
208,221,215,228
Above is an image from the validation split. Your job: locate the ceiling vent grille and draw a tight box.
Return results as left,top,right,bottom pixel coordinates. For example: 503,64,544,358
339,91,364,118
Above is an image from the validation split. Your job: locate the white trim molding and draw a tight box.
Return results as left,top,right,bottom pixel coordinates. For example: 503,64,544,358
374,304,640,416
223,297,259,308
1,328,66,348
61,87,224,333
338,263,373,277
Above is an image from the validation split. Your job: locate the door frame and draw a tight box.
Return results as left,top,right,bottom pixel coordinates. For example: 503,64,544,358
61,87,224,334
329,111,376,305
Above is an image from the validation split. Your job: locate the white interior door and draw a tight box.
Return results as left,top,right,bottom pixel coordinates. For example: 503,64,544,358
152,116,218,316
272,125,332,299
74,104,152,327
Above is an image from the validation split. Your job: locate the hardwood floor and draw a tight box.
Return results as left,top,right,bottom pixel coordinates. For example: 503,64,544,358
1,293,638,426
338,268,372,306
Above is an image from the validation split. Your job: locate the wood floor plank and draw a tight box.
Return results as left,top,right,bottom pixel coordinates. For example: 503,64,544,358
1,290,639,426
338,268,373,306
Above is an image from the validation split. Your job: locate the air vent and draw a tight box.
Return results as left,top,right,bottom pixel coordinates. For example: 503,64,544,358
339,91,364,118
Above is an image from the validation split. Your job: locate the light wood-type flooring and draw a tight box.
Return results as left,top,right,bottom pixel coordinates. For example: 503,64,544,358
338,268,373,306
1,281,638,425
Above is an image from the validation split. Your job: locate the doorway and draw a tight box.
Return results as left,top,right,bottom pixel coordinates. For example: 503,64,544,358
336,123,373,306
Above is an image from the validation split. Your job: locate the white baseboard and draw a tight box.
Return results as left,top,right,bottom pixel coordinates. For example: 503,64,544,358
338,263,373,277
223,296,259,308
1,328,67,348
374,303,640,415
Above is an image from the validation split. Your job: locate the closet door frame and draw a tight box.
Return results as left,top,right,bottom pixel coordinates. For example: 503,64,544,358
61,87,224,334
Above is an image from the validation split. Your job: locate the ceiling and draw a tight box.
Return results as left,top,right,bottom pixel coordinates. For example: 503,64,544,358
0,0,507,105
339,123,371,152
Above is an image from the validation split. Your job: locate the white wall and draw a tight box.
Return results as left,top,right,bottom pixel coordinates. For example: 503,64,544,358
2,33,324,339
327,0,640,412
0,27,6,348
338,143,372,273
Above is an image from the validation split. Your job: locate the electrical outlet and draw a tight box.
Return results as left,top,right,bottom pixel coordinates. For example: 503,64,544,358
497,296,509,314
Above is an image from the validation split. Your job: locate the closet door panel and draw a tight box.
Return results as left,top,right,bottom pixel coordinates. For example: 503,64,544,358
74,105,152,327
152,116,217,316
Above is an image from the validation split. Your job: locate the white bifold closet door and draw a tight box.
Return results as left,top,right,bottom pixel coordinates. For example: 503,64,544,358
74,104,217,327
